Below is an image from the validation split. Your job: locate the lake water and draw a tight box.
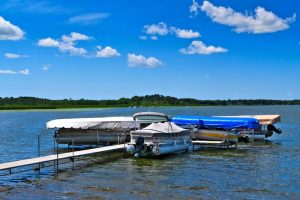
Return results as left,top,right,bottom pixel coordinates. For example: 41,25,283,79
0,106,299,199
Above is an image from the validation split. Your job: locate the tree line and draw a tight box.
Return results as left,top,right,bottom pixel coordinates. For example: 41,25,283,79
0,94,299,109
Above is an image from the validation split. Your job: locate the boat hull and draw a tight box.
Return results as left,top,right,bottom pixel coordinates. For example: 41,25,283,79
152,143,190,156
191,129,239,143
126,141,190,157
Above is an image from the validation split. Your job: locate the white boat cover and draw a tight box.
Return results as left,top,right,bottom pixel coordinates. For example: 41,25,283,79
216,115,281,125
134,122,187,134
47,117,138,130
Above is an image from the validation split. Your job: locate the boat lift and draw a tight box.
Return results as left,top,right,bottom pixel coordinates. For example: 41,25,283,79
191,139,238,150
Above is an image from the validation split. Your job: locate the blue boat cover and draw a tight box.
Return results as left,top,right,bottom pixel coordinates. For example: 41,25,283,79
171,115,259,129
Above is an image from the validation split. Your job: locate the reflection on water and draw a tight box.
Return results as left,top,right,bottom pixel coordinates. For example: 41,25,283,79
0,106,300,199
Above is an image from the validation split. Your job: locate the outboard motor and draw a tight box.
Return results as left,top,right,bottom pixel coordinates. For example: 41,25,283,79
267,124,282,134
134,136,144,158
266,124,282,138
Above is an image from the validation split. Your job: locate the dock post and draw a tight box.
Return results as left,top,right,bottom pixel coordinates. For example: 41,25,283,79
97,129,99,147
123,134,126,159
56,139,59,173
38,132,41,174
72,139,75,170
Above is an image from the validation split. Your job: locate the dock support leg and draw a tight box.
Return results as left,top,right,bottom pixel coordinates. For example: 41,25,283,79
123,141,126,159
38,133,41,174
72,139,75,170
56,140,59,173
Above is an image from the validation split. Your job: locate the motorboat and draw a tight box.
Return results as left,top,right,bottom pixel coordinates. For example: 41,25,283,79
46,117,138,146
216,115,282,140
171,115,260,144
126,112,190,157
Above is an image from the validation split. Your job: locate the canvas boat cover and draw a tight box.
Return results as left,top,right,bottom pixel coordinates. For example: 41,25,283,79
47,117,138,130
133,122,187,134
171,115,259,129
216,115,280,125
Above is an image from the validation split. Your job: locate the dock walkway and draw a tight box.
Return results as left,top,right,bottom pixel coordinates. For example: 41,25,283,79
0,144,125,172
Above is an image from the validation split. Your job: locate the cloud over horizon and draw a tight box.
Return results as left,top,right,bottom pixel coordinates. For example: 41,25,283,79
0,69,30,75
142,22,200,39
96,46,120,58
4,53,28,59
0,16,24,40
200,0,296,34
180,40,228,55
128,53,163,68
69,13,110,25
38,32,92,56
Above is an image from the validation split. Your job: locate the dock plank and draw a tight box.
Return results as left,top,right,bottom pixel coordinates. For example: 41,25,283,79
0,144,125,171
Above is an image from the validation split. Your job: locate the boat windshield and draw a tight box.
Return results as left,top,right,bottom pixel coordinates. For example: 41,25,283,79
133,112,169,123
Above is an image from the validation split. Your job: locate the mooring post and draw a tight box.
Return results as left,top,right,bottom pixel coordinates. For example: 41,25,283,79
72,139,75,170
38,132,41,174
56,139,59,173
123,133,126,159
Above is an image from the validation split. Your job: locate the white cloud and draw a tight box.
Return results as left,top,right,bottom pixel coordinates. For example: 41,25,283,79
96,46,120,58
180,40,228,55
170,27,200,38
20,69,30,75
143,22,200,39
0,69,30,75
190,0,201,17
37,37,59,47
69,13,110,25
61,32,92,43
3,0,69,14
201,1,296,34
128,53,163,68
143,22,168,36
37,32,92,56
0,16,24,40
4,53,28,59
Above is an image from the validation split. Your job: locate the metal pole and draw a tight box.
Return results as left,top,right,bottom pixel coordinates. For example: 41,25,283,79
97,129,99,147
56,139,59,173
123,133,126,159
72,139,75,170
53,136,56,172
38,133,41,174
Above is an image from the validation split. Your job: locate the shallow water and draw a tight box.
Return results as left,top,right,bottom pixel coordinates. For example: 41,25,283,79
0,106,299,199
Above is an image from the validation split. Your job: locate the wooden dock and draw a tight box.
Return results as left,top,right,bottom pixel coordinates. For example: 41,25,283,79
0,144,125,173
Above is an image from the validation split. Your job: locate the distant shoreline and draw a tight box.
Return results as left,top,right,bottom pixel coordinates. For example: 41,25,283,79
0,104,298,111
0,94,299,110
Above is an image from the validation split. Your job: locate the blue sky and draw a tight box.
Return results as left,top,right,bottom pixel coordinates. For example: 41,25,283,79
0,0,299,100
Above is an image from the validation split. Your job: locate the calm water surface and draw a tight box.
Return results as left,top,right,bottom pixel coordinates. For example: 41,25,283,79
0,106,299,199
